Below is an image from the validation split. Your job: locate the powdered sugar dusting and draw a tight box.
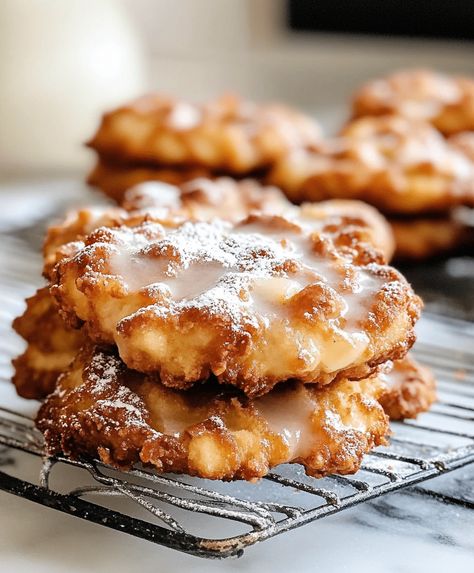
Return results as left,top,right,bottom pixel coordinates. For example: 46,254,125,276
103,216,388,371
85,350,155,430
113,218,379,327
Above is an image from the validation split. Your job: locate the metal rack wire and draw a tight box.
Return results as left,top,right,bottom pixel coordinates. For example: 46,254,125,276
0,356,473,560
0,221,473,559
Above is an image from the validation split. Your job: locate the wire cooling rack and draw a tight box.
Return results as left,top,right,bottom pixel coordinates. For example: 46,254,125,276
0,218,474,559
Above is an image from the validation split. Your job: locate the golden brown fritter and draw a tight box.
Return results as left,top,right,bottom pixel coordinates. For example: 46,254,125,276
43,178,292,278
43,205,129,277
379,355,437,420
122,177,293,222
51,213,421,396
298,200,395,262
43,177,395,282
17,190,394,402
12,287,85,399
351,69,474,136
36,345,389,480
390,212,474,261
268,115,474,215
449,131,474,162
123,181,395,260
87,94,321,174
87,159,212,203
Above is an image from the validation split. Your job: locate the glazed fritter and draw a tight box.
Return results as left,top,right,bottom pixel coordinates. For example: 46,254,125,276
390,212,474,261
268,115,474,215
15,187,394,401
87,94,321,174
380,355,437,420
51,213,420,396
12,287,85,399
87,159,212,203
43,177,395,282
351,69,474,136
36,345,389,480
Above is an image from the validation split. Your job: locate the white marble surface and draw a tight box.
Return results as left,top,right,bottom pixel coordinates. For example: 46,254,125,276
0,467,473,573
1,179,473,572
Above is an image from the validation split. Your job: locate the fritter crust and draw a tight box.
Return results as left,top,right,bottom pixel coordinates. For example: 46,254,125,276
12,287,85,399
390,212,474,261
380,355,437,420
351,69,474,136
51,213,421,396
87,94,321,174
36,345,389,480
298,200,395,261
43,205,128,277
268,115,474,215
87,159,212,203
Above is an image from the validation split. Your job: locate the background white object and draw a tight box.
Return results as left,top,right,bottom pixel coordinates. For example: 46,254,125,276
0,0,146,173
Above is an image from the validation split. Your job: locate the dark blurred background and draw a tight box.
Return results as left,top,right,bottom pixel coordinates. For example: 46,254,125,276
288,0,474,40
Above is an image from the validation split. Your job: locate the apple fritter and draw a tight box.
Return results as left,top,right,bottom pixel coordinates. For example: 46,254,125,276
87,159,212,203
390,212,474,261
123,180,395,259
122,177,292,222
380,355,437,420
351,69,474,136
12,287,85,399
87,94,321,174
268,115,474,215
43,178,293,277
449,131,474,162
297,200,395,261
51,213,421,396
36,345,389,480
43,177,395,284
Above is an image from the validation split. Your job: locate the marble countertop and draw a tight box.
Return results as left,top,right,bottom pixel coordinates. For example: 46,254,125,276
1,465,473,573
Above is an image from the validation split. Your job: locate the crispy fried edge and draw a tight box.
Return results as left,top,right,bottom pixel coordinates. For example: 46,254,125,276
36,345,389,480
380,355,437,420
12,287,86,399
